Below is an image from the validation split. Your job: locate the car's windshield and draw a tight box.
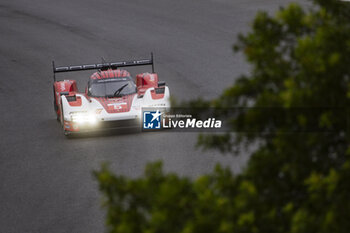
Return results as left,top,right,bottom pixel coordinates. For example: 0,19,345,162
88,77,136,97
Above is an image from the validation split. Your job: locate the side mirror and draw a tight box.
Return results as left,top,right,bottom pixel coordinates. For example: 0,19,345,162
60,92,69,96
158,81,166,87
85,87,92,102
155,81,166,94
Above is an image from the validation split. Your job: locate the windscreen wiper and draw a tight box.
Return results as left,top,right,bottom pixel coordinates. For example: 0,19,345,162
113,83,129,97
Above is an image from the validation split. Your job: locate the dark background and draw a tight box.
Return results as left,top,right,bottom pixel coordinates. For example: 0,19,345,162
0,0,305,232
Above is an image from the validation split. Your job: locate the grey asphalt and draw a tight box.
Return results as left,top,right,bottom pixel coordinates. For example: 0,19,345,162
0,0,307,232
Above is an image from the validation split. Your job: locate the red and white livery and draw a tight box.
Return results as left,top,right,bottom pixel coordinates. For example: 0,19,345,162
52,54,170,135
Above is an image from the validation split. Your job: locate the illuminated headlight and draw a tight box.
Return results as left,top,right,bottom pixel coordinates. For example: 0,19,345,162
87,114,97,124
70,112,97,124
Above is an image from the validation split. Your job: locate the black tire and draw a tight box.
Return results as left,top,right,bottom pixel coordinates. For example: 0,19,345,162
56,103,60,121
60,101,64,126
64,130,71,136
60,100,70,137
53,86,59,119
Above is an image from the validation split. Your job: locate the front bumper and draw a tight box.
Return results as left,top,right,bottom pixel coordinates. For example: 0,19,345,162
63,118,141,133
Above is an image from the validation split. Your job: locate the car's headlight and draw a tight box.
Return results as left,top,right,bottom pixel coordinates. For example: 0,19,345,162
87,114,97,124
70,112,97,124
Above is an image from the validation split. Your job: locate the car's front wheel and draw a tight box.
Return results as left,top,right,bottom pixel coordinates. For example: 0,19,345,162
60,101,71,137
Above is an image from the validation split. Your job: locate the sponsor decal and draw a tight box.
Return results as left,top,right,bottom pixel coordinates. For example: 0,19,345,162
107,102,127,110
96,94,134,113
95,78,127,83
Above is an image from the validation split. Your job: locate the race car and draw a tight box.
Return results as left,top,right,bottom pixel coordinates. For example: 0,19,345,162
52,54,170,135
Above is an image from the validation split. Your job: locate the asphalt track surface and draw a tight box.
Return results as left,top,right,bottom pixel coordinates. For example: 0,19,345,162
0,0,307,232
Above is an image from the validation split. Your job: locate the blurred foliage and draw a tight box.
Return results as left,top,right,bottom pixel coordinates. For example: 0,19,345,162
95,0,350,232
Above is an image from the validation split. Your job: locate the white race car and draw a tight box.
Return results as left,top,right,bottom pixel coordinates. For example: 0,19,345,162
52,54,170,135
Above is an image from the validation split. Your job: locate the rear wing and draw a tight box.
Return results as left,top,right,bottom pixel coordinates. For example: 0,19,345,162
52,53,155,81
